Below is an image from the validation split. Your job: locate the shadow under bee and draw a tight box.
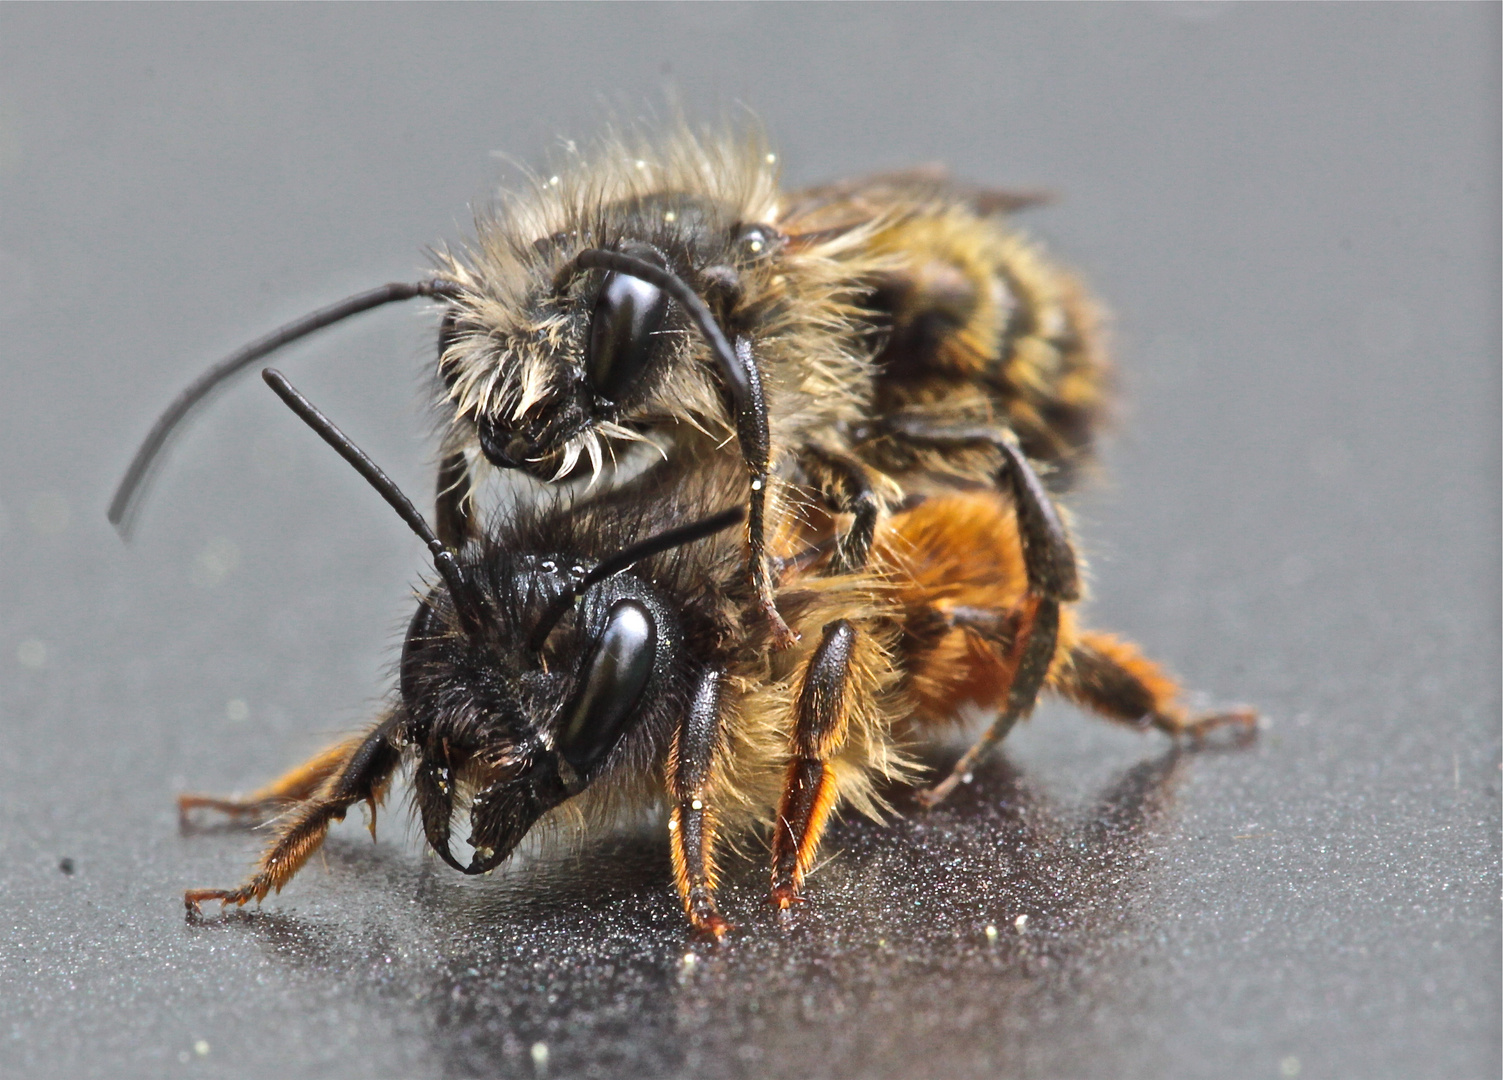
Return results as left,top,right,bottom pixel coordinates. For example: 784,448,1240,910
189,747,1197,1079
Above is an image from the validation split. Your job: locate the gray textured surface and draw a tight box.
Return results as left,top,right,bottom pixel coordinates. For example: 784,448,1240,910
0,5,1498,1079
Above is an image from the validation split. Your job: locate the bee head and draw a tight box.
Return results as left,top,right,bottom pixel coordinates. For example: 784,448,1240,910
436,195,783,485
259,368,742,879
399,556,673,876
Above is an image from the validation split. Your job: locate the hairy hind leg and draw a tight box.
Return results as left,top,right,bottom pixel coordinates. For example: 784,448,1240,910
915,595,1060,807
177,734,371,826
1053,632,1256,741
184,713,402,913
874,418,1079,806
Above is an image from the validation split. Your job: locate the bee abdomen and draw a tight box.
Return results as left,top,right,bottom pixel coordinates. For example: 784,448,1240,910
865,207,1111,490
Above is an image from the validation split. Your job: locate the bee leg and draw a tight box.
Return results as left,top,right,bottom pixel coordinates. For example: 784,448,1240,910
876,418,1077,805
916,595,1061,807
434,449,478,550
733,336,798,649
183,713,401,915
177,733,371,826
667,668,732,939
877,417,1080,601
1054,632,1258,743
770,620,860,909
798,446,892,575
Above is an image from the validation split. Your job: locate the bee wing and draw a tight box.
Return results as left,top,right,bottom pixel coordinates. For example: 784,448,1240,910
778,167,1052,243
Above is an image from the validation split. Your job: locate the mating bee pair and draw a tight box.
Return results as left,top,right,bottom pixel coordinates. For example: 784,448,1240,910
116,129,1253,936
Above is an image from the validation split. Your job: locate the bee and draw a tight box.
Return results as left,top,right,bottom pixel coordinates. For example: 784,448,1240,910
179,370,1252,935
107,127,1107,657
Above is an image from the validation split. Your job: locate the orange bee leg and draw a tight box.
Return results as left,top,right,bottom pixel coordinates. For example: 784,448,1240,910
667,669,732,939
770,620,860,908
916,595,1061,807
1055,632,1258,743
177,733,372,827
183,713,401,915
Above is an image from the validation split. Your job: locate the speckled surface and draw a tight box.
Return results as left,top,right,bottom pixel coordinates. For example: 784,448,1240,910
0,5,1497,1079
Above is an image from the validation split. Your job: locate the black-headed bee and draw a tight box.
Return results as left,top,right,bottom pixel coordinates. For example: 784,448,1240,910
180,371,1252,935
182,369,851,937
108,127,1108,656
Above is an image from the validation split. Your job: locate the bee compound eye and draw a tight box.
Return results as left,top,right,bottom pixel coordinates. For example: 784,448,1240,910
556,599,657,775
586,264,669,406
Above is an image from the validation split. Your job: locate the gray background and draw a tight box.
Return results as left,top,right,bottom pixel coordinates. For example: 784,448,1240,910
0,5,1497,1079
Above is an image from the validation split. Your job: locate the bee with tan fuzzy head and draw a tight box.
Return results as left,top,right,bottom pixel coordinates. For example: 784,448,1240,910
112,125,1106,656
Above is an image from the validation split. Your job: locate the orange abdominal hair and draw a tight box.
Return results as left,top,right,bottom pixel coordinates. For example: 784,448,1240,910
874,491,1188,730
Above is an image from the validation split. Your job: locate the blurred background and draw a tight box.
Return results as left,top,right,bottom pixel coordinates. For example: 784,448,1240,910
0,5,1497,1079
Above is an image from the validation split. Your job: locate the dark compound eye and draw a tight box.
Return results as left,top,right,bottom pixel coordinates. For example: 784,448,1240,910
556,599,656,776
586,251,669,406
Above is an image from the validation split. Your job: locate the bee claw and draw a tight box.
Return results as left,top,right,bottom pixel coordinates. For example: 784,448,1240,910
764,603,800,650
770,886,805,910
915,773,963,808
691,913,732,940
1181,707,1260,747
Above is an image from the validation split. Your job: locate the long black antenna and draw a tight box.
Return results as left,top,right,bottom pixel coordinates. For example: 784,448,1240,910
108,279,460,535
528,505,745,652
261,367,485,637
